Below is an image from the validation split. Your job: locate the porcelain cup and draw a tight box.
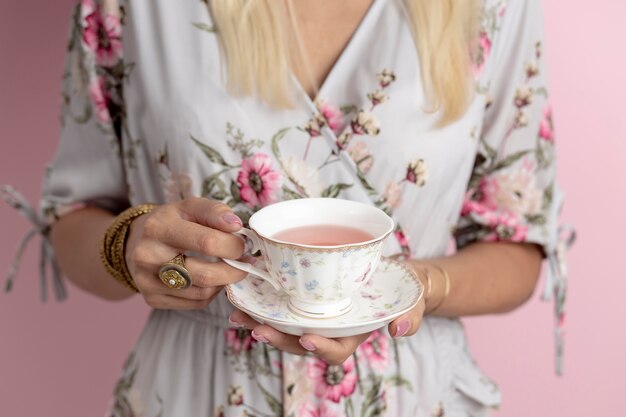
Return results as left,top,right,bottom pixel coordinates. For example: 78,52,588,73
222,198,394,318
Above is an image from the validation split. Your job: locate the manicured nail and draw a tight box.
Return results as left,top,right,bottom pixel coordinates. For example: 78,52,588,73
251,330,269,343
299,338,316,351
394,320,410,338
228,315,243,327
222,213,242,226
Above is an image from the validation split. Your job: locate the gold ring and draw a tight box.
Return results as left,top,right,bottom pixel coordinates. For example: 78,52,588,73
158,254,192,289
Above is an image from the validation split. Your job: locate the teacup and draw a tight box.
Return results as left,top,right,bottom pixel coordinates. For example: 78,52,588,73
223,198,394,318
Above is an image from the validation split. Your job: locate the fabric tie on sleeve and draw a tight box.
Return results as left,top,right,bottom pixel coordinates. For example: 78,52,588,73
1,185,67,302
542,224,576,376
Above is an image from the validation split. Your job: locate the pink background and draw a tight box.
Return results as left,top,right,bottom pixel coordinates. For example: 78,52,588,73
1,1,624,416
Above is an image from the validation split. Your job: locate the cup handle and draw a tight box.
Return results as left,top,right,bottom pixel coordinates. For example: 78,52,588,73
222,228,282,291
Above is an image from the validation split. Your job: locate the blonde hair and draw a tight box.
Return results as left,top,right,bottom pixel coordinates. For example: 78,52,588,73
209,0,481,126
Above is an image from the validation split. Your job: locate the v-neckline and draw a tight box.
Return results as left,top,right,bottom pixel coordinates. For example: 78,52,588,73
293,0,385,108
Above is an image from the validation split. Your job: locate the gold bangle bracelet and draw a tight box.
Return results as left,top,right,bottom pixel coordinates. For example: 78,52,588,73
425,267,433,301
100,204,157,292
427,263,451,314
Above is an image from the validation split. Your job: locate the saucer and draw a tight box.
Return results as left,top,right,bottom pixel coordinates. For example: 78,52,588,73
225,257,423,338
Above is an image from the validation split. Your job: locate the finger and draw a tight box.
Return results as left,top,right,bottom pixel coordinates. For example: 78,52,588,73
298,332,371,365
251,325,309,355
137,261,248,300
129,238,252,286
133,267,221,300
185,256,252,287
228,309,261,329
169,285,224,301
388,300,425,338
178,197,244,232
228,311,308,355
144,216,246,259
142,293,212,310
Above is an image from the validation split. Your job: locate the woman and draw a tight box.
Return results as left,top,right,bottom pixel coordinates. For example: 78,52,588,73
5,0,571,416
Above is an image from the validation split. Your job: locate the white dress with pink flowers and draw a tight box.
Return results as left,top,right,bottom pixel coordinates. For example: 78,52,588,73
7,0,572,416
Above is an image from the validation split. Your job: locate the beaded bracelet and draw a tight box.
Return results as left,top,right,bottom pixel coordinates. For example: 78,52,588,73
100,204,157,292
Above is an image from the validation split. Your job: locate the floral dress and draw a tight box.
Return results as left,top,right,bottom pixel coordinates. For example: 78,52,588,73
3,0,574,416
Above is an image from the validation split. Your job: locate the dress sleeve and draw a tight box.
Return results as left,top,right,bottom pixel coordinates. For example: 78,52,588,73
42,0,129,221
1,0,129,301
454,0,575,374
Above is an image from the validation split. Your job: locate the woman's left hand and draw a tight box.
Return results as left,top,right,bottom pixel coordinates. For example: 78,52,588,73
228,292,426,366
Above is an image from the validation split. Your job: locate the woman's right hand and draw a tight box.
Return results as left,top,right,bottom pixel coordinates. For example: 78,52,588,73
125,198,251,310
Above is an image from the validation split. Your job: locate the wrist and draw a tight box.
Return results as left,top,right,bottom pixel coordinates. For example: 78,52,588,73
408,262,450,315
101,204,157,292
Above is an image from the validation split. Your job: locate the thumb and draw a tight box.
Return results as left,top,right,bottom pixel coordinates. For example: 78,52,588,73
388,299,425,338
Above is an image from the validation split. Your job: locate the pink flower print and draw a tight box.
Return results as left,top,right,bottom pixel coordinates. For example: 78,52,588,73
308,356,357,403
463,162,541,218
317,99,344,135
358,330,389,371
348,141,374,173
164,171,194,203
539,104,555,142
490,161,542,216
367,90,389,106
460,196,482,217
300,258,311,268
514,85,533,108
225,328,255,354
461,177,498,216
377,68,396,88
227,385,244,406
89,76,110,123
526,61,539,78
336,132,353,150
485,211,528,242
303,111,329,159
472,31,492,77
82,0,123,67
351,110,380,136
394,230,410,249
237,153,282,208
298,402,339,417
405,158,427,186
373,311,387,319
303,113,326,138
383,181,403,209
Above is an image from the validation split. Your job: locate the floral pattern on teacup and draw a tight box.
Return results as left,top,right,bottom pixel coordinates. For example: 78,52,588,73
258,239,384,305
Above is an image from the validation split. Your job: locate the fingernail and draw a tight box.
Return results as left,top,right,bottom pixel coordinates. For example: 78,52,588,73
222,213,242,226
299,338,316,351
251,330,269,343
394,320,410,338
228,315,243,327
